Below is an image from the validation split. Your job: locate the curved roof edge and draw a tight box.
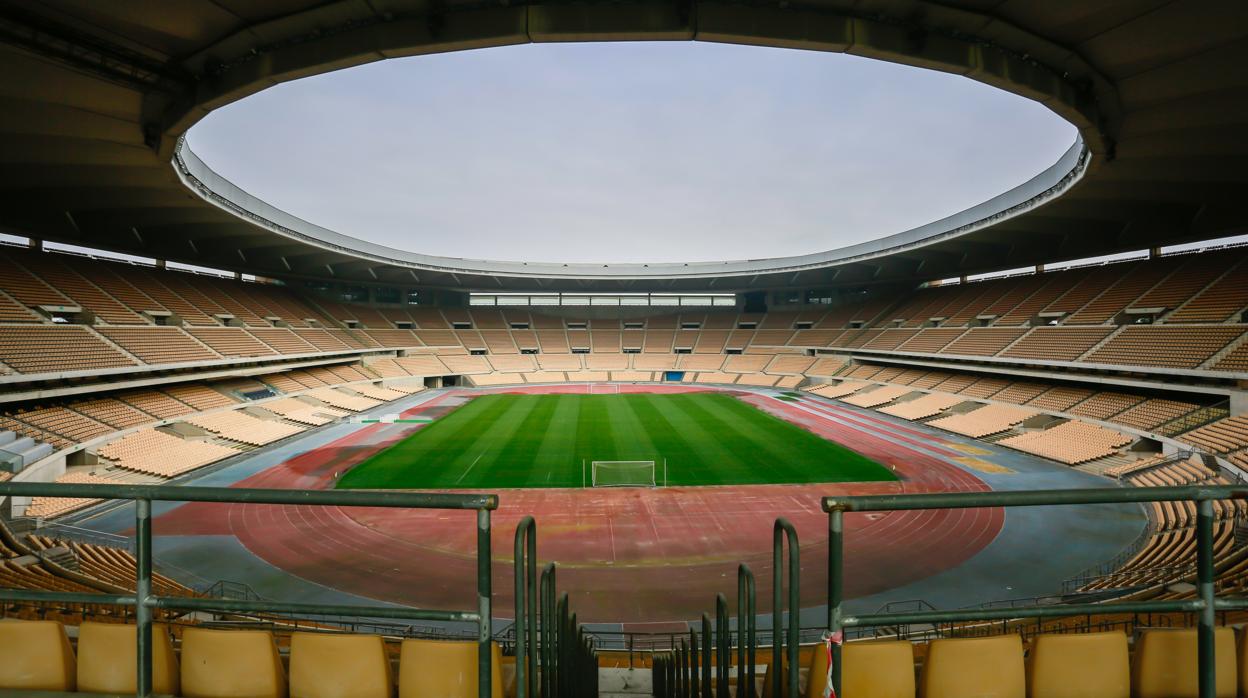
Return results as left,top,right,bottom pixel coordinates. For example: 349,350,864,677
174,135,1089,282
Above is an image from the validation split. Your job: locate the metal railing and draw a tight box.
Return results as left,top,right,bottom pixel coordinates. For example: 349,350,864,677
0,481,498,698
652,563,759,698
512,516,598,698
823,484,1248,698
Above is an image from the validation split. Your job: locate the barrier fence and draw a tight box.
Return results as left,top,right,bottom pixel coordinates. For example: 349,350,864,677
823,484,1248,698
0,481,498,698
4,482,1248,698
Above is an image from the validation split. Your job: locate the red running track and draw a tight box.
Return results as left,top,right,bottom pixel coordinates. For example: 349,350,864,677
155,386,1003,625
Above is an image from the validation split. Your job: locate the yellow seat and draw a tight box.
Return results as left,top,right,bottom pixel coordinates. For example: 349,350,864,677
1132,627,1236,698
920,635,1023,698
289,632,392,698
1238,627,1248,698
1026,631,1128,698
181,627,287,698
0,619,76,691
805,640,913,698
77,621,180,696
399,639,502,698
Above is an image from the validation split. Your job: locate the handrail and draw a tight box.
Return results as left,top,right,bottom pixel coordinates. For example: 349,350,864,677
0,481,498,698
737,565,757,698
773,518,800,698
822,485,1248,698
514,516,538,698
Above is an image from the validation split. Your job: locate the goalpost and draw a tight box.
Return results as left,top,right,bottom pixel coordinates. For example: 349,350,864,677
587,460,663,488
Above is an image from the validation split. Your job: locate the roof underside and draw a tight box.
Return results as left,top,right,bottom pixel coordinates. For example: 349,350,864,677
0,0,1244,292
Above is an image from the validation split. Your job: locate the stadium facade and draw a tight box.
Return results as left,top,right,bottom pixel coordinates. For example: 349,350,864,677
1,2,1248,697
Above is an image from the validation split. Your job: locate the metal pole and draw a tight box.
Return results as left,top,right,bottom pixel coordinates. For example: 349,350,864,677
774,518,799,698
689,628,699,698
478,508,493,698
541,563,556,698
829,507,844,697
716,593,729,698
514,516,537,698
737,565,756,698
135,498,152,698
701,613,712,698
676,640,686,698
1197,499,1216,698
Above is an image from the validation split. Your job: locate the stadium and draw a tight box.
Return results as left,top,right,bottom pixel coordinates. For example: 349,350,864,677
0,1,1246,697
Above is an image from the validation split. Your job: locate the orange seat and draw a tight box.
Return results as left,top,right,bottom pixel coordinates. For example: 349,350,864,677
77,621,180,696
399,639,502,698
0,619,76,691
181,627,286,698
289,632,392,698
1027,631,1128,698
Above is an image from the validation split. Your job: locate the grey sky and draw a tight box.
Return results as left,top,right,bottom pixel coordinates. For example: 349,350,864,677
188,41,1076,265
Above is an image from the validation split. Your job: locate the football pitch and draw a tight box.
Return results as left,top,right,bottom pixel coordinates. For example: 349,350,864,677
336,393,895,489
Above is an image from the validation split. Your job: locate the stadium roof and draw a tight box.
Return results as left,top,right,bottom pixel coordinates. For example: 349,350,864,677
0,1,1244,292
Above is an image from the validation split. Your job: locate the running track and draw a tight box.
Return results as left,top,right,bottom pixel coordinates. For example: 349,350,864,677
155,385,1003,625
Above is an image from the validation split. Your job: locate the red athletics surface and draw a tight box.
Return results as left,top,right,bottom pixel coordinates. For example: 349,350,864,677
155,385,1003,625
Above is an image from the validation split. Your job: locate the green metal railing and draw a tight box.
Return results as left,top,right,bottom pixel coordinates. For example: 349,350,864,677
653,564,757,698
0,481,498,698
513,517,597,698
823,485,1248,698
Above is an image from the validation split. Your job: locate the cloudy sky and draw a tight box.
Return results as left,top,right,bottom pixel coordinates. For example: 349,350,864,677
187,41,1076,265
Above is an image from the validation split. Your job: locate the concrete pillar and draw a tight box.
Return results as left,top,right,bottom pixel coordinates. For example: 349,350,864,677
1229,390,1248,417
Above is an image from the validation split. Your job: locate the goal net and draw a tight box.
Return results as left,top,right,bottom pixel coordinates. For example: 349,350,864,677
590,460,657,487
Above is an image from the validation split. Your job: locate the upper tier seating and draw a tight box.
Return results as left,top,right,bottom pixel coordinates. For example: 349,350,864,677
999,326,1115,362
0,326,135,374
187,327,278,357
1086,325,1245,369
97,326,220,364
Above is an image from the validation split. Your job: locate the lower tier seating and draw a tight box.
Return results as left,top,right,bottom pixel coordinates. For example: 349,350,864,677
6,618,1248,698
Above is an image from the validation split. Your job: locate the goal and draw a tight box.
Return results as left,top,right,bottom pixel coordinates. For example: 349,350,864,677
590,460,658,487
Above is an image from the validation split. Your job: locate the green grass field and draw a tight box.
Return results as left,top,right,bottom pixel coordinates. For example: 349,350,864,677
336,393,895,489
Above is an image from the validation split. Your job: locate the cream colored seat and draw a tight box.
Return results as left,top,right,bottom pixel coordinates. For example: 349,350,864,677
181,627,286,698
920,635,1023,698
805,640,914,698
1026,631,1128,698
0,619,76,691
289,632,392,698
398,639,502,698
1132,627,1236,698
77,621,180,696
